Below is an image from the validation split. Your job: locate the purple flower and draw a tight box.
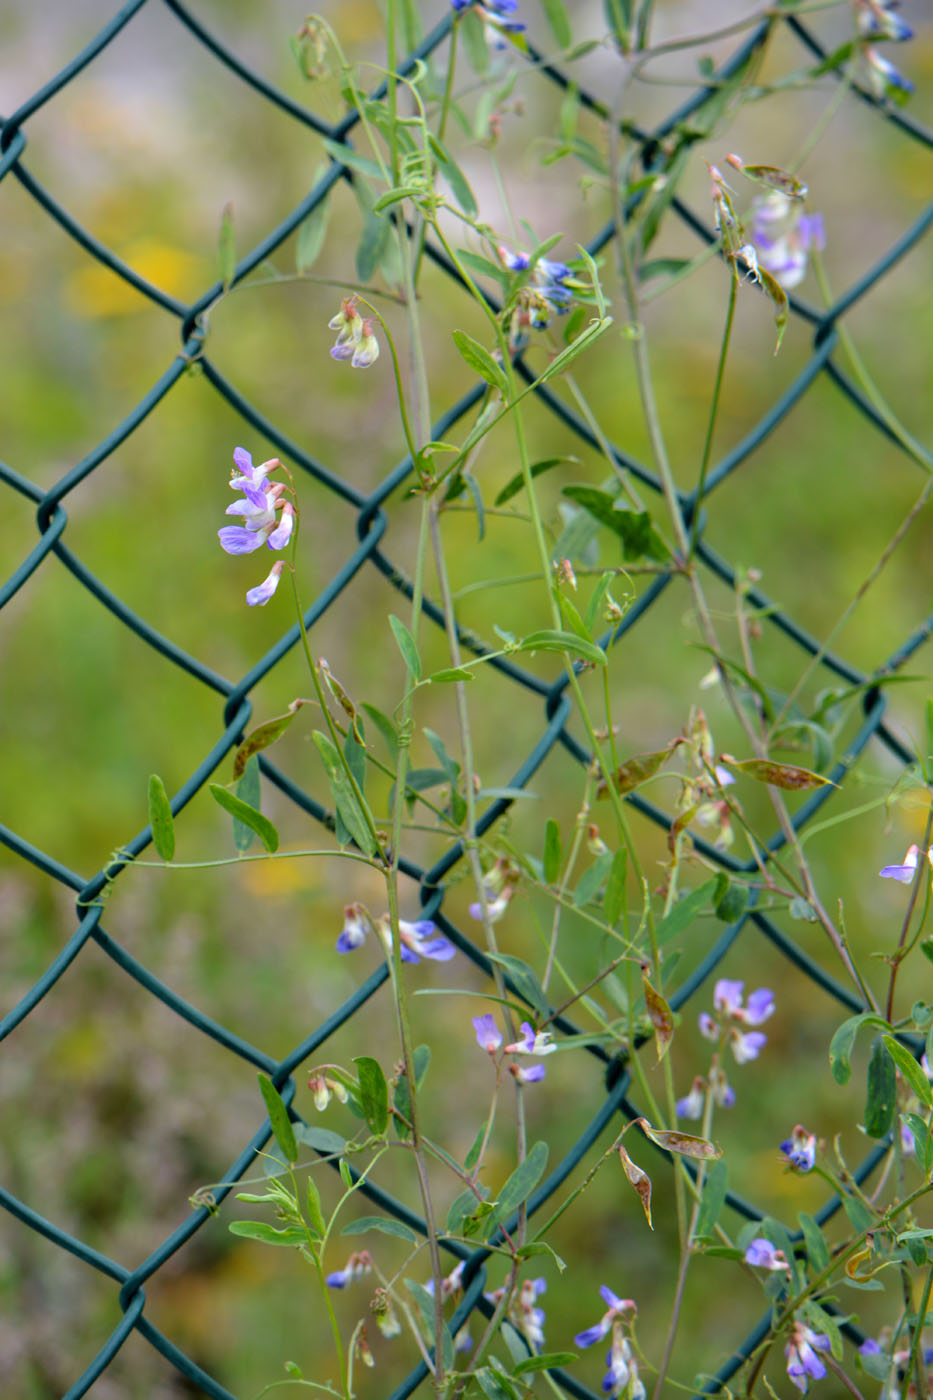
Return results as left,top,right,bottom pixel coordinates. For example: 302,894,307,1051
518,1277,547,1346
574,1287,636,1348
858,1338,882,1356
785,1322,829,1393
219,448,295,605
781,1125,817,1173
745,1238,791,1272
879,843,932,884
730,1028,767,1064
328,297,380,368
748,194,826,290
676,1077,706,1120
326,1250,374,1288
246,560,285,607
336,903,370,953
865,46,914,98
857,0,913,42
468,890,512,922
473,1014,503,1053
510,1062,546,1086
375,916,456,964
504,1022,556,1056
710,1063,735,1108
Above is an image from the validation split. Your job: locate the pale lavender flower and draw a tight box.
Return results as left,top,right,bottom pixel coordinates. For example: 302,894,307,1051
710,1063,735,1108
749,193,826,290
246,559,285,607
856,0,913,39
781,1124,817,1173
880,843,932,883
473,1014,503,1054
785,1321,829,1393
730,1028,767,1064
518,1277,547,1347
859,1337,882,1356
745,1238,791,1272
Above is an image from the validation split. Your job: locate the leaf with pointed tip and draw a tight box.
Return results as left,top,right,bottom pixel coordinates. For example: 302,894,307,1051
257,1074,297,1162
598,747,671,797
722,757,834,791
233,700,311,779
641,970,673,1060
211,785,279,853
148,774,175,861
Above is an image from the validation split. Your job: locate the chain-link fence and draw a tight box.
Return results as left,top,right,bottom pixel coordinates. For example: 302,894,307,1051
1,3,931,1398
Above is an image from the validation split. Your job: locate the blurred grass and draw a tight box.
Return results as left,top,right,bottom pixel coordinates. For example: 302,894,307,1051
0,0,931,1397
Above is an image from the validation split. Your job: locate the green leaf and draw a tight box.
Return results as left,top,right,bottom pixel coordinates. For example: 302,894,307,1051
427,132,477,215
218,202,236,290
233,754,262,854
798,1212,830,1273
312,731,378,858
486,954,549,1018
341,1215,417,1243
715,881,749,923
361,703,399,760
539,0,572,47
257,1074,297,1162
537,316,613,384
584,572,615,634
210,785,279,853
843,1194,874,1234
406,1280,454,1370
487,1141,549,1230
354,1056,390,1135
758,265,789,356
863,1036,896,1138
561,487,670,561
694,1159,727,1241
513,1353,578,1377
543,819,562,884
518,629,606,667
294,1124,347,1156
882,1035,933,1109
148,774,175,861
389,614,422,681
296,168,331,272
393,1045,431,1139
603,849,627,927
322,139,385,181
656,878,718,945
429,667,474,684
356,205,391,284
305,1177,326,1237
452,329,510,398
904,1113,933,1175
829,1013,890,1086
458,249,510,291
447,1186,484,1233
573,851,614,908
639,258,691,283
229,1221,306,1246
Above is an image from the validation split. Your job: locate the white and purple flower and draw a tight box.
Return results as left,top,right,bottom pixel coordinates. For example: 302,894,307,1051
573,1286,637,1348
472,1013,503,1054
745,1238,791,1272
376,915,456,964
510,1062,546,1087
781,1125,817,1173
504,1022,556,1057
699,979,774,1064
336,903,370,953
879,843,933,884
326,1250,374,1289
748,193,826,290
328,296,380,368
785,1321,830,1393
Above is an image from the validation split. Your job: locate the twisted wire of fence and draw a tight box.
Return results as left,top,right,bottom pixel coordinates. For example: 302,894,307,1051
0,3,930,1398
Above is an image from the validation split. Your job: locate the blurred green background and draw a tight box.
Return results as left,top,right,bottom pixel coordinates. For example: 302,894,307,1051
0,0,931,1396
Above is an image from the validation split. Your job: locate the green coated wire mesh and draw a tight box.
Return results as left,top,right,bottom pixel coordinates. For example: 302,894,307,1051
0,3,931,1398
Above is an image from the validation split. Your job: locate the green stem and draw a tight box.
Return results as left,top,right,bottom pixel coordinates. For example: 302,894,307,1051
689,271,737,555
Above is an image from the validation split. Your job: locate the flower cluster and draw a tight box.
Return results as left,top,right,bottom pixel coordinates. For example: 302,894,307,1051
328,297,380,368
574,1288,642,1399
472,1013,555,1087
854,0,914,99
748,193,826,291
307,1071,349,1112
485,1277,547,1349
218,448,294,606
700,979,774,1063
497,245,576,345
879,843,933,884
336,904,455,963
675,1061,734,1119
